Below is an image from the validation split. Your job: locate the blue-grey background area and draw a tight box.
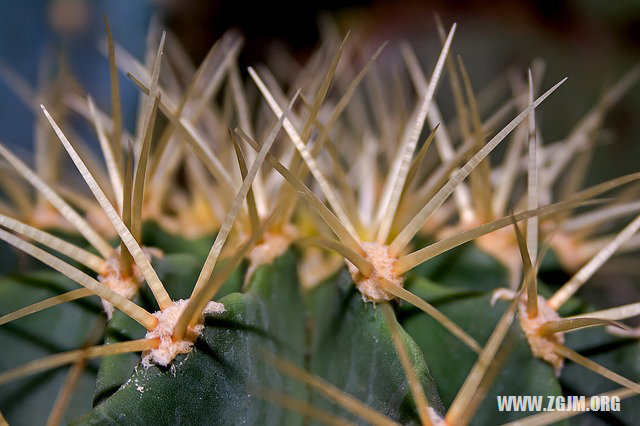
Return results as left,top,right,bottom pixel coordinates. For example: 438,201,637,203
0,0,154,156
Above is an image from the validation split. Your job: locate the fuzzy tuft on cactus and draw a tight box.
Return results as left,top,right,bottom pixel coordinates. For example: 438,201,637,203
347,242,403,302
141,298,224,368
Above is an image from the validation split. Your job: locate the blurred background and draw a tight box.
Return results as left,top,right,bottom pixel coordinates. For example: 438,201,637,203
1,0,640,183
0,0,639,302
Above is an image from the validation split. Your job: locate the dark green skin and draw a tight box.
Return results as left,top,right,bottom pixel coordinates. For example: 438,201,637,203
1,226,637,425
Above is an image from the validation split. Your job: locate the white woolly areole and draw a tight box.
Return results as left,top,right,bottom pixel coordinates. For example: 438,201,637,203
518,295,565,376
245,224,297,286
142,299,225,368
98,247,162,319
99,251,143,319
347,242,403,303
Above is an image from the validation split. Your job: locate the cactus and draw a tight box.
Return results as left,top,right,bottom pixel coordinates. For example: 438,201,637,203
1,15,640,426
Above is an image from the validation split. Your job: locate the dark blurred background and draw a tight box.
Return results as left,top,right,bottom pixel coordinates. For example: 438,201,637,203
163,0,640,186
1,0,640,181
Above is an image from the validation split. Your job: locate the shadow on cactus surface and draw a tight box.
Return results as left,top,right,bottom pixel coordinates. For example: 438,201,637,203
0,12,640,426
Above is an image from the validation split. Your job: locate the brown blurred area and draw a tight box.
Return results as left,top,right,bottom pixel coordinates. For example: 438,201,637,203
162,1,640,66
163,0,640,184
